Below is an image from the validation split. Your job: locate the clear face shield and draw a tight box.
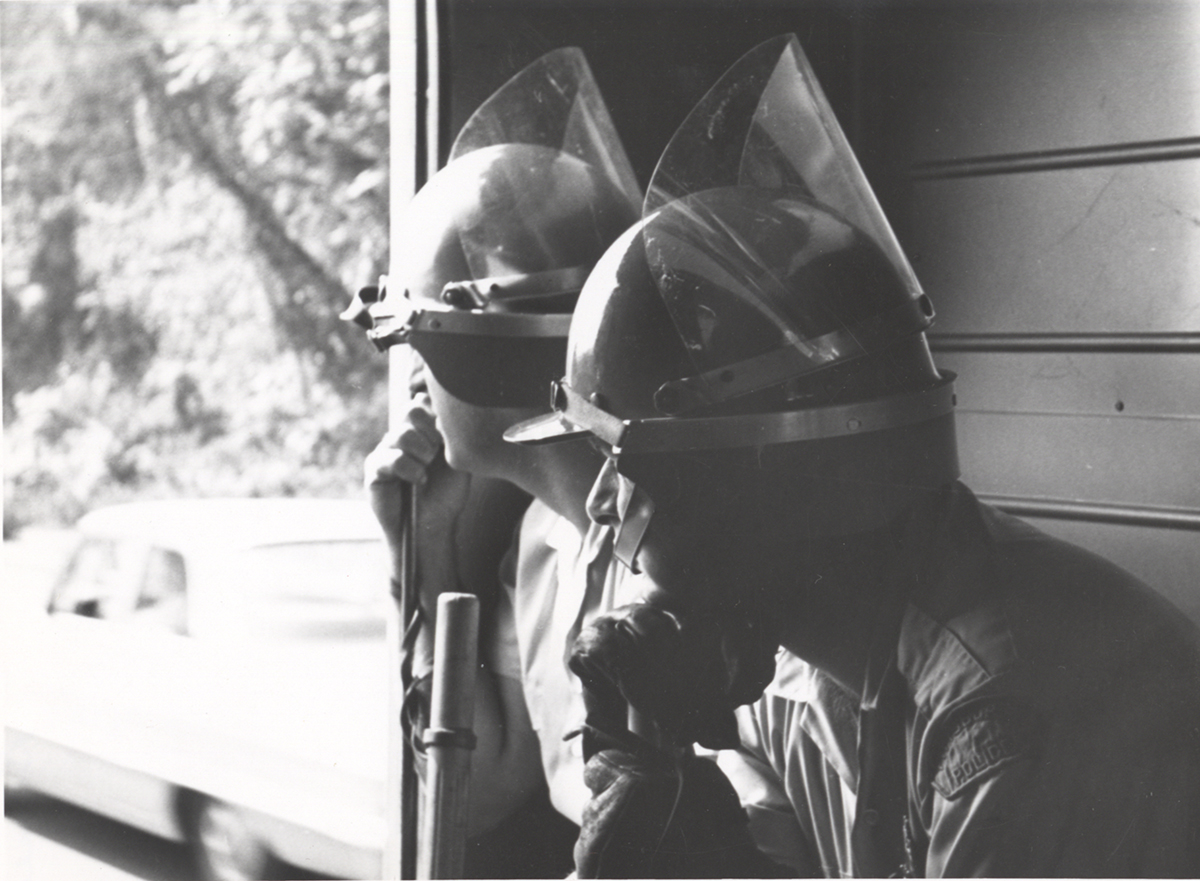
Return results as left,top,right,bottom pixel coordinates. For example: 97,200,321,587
343,47,640,407
436,45,641,293
641,33,931,415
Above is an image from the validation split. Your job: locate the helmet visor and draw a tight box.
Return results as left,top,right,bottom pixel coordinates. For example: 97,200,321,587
644,34,916,284
641,35,928,409
447,47,641,285
413,331,569,408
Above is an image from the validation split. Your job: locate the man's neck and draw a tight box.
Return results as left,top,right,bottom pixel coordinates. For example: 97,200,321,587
508,443,600,536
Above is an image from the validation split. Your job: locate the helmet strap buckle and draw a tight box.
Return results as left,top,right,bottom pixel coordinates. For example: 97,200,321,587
439,265,591,311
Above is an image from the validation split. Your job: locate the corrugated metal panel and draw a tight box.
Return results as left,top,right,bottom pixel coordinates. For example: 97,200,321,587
954,409,1199,509
937,351,1200,418
911,161,1200,334
886,0,1200,615
900,1,1200,162
940,348,1200,512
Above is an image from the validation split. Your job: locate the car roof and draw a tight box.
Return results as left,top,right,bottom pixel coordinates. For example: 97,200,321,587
76,498,382,552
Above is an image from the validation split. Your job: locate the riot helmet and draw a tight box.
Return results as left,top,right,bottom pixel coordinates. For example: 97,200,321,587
508,34,959,560
344,48,641,408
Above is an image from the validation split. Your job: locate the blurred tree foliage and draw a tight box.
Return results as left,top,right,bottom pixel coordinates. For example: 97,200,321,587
2,0,391,535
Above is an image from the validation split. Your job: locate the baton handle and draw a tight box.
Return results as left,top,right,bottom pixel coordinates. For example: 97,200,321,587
419,593,479,879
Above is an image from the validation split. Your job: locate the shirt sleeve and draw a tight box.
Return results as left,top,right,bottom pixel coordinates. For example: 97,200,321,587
718,707,821,876
923,699,1200,877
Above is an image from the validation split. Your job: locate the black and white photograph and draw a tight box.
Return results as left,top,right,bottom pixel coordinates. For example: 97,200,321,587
4,2,1199,879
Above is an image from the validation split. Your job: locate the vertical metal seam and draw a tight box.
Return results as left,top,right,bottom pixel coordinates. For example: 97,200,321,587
419,0,445,185
414,0,429,189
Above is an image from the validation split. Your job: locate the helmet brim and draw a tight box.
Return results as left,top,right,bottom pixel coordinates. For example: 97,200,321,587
503,411,591,446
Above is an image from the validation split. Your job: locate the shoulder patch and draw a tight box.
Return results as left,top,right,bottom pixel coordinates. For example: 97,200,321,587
932,701,1037,799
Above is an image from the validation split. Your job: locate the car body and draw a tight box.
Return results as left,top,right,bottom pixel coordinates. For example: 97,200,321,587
4,498,390,880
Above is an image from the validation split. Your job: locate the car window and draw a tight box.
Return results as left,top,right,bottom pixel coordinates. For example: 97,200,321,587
132,547,188,634
49,538,144,620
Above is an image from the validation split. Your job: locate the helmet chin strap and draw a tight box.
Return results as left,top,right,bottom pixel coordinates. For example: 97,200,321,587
613,481,655,574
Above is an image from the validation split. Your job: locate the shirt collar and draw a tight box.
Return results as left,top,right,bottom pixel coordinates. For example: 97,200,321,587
765,646,820,702
579,519,614,566
544,511,582,555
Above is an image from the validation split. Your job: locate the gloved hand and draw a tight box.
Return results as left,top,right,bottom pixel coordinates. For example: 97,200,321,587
569,600,776,751
574,746,791,878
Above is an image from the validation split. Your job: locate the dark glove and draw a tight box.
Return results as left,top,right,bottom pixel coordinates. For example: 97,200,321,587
569,601,776,751
574,747,791,878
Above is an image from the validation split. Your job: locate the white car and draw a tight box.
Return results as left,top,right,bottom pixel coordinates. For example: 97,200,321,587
4,498,390,881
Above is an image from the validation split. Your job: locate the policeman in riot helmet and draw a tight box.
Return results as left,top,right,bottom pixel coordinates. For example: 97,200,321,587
357,48,650,872
508,35,1200,877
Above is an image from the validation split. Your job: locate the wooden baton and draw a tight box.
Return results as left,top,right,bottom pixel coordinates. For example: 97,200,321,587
419,592,479,879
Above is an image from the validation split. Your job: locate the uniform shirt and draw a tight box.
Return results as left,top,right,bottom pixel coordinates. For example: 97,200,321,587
489,499,648,825
721,482,1200,877
719,652,859,875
